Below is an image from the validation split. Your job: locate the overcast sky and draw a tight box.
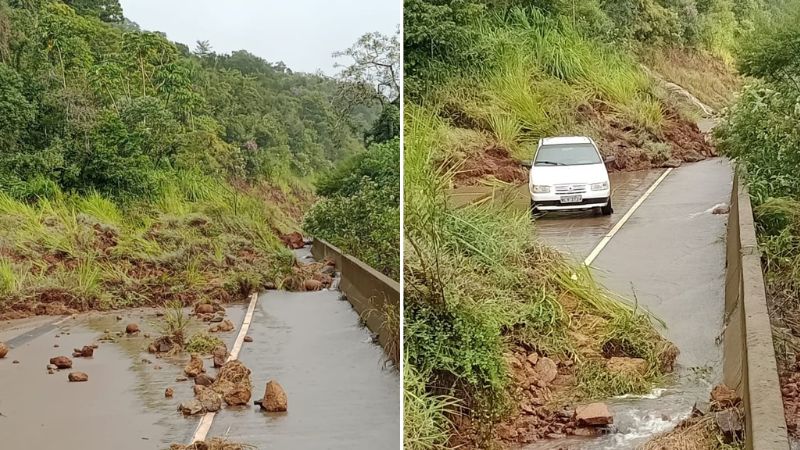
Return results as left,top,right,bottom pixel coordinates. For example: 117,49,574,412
119,0,400,75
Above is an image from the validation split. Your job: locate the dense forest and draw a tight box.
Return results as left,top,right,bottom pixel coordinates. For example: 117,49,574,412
403,0,765,448
0,0,398,318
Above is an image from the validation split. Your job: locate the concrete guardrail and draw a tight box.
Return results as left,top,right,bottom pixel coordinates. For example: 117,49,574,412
311,238,400,361
723,175,790,449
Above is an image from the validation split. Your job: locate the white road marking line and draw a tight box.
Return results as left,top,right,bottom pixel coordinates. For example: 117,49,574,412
190,292,259,444
583,168,673,266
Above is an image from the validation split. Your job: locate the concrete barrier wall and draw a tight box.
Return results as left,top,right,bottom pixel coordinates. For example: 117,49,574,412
311,238,400,359
723,175,790,449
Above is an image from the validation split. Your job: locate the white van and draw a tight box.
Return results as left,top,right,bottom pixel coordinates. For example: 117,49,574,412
528,136,613,215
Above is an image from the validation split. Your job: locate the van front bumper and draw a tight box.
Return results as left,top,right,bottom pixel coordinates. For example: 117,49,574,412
531,190,610,211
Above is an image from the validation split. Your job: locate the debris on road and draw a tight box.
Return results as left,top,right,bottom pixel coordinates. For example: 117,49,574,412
125,323,140,334
148,335,177,353
711,203,730,214
169,437,251,450
195,385,222,412
68,371,88,382
259,379,288,412
303,279,322,291
178,399,204,416
209,319,234,333
280,231,305,249
212,344,228,368
72,346,94,358
243,336,253,343
212,360,252,406
195,374,215,387
49,356,72,369
0,342,8,358
575,403,613,426
184,354,205,377
165,387,174,398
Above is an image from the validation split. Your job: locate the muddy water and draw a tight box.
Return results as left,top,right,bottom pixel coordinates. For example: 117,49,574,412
451,170,664,259
0,307,243,449
208,248,400,449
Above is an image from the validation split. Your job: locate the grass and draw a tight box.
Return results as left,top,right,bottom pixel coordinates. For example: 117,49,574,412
185,333,224,354
159,300,191,346
403,105,675,447
0,172,305,319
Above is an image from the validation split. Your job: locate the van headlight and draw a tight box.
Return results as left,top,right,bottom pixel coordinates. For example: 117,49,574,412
532,185,550,193
590,182,609,191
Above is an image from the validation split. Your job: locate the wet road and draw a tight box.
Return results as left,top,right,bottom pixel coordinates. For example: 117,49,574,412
0,249,399,449
523,158,733,449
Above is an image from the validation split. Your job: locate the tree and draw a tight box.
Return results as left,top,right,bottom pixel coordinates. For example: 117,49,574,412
64,0,123,23
333,28,400,106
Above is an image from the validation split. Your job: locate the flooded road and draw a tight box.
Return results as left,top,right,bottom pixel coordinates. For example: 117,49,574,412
0,307,243,449
453,159,732,448
0,248,399,449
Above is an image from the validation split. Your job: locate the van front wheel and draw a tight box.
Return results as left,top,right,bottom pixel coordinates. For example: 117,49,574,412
601,199,613,216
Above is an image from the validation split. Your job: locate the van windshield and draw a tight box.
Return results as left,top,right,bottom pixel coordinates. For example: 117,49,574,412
534,143,602,166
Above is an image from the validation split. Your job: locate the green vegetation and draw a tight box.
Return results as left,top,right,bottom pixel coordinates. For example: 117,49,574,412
715,0,800,378
304,32,401,279
403,0,760,447
0,0,384,317
185,332,224,354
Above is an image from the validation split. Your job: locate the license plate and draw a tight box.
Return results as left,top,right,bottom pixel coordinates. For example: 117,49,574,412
560,195,582,204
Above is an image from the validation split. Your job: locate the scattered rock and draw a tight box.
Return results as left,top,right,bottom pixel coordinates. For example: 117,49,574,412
264,282,277,290
605,357,648,376
212,345,228,368
715,408,744,443
260,380,288,412
178,399,204,416
209,319,234,333
194,303,214,314
72,346,94,358
49,356,72,369
165,387,174,398
176,376,188,382
710,384,740,408
711,203,730,215
575,403,613,426
303,279,322,291
692,400,710,417
68,371,88,382
280,232,305,249
195,385,222,412
47,368,54,374
116,315,123,321
243,336,253,343
526,352,539,366
0,342,8,358
532,357,558,384
149,336,176,353
212,360,252,406
683,150,706,162
53,344,59,348
12,360,19,364
47,364,57,370
184,354,205,378
125,323,140,334
209,315,223,323
662,159,682,168
195,374,215,387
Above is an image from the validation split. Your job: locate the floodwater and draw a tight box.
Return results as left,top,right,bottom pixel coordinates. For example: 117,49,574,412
451,170,664,259
208,248,400,449
0,307,243,449
452,159,733,449
0,248,399,450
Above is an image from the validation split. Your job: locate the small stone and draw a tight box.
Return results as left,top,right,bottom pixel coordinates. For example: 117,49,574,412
12,360,19,364
303,279,322,291
0,342,8,358
165,387,174,398
53,344,59,348
115,315,123,321
68,371,88,382
264,282,277,290
212,344,228,368
194,373,215,387
711,384,740,408
176,376,188,382
184,354,205,377
533,357,558,384
260,380,288,412
47,368,54,374
575,403,613,426
195,303,214,314
711,203,730,215
47,364,57,370
125,323,140,334
178,399,204,416
715,409,743,443
209,319,234,333
243,336,253,343
49,356,72,369
526,352,539,366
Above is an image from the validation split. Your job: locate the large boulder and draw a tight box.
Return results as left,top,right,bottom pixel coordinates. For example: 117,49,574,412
260,380,287,412
178,399,204,416
184,354,205,378
575,403,613,426
212,344,228,368
68,371,88,382
49,356,72,369
212,360,252,406
195,385,222,412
